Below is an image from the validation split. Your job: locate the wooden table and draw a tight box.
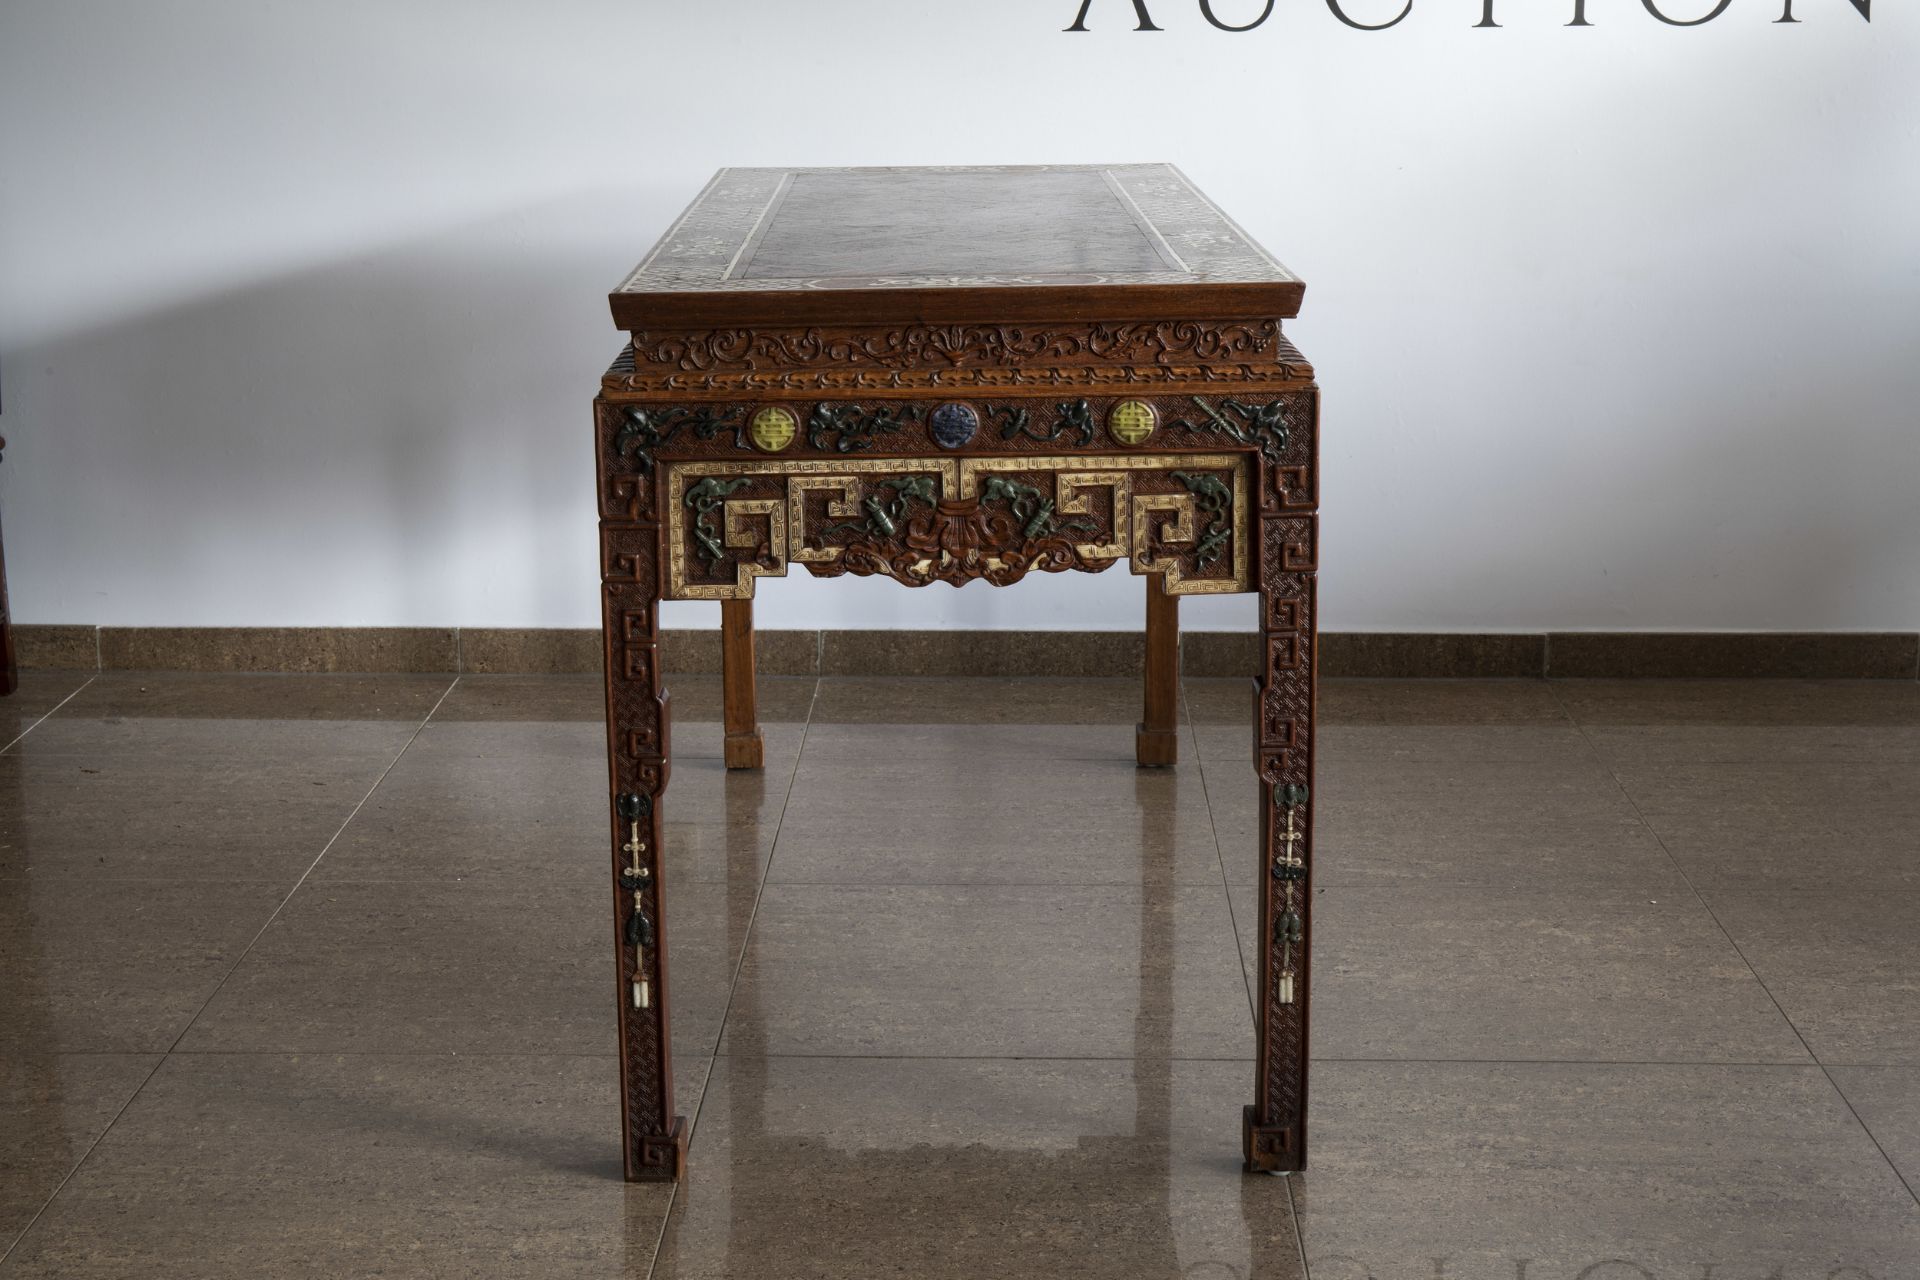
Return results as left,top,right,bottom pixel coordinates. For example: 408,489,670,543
594,165,1318,1180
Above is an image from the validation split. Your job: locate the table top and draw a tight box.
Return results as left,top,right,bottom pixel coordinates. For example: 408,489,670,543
611,165,1303,330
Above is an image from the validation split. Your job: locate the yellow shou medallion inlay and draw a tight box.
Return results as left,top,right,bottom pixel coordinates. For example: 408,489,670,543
748,406,798,453
1108,400,1158,446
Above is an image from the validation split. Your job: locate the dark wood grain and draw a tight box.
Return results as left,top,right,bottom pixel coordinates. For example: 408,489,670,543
1137,575,1180,766
720,598,762,770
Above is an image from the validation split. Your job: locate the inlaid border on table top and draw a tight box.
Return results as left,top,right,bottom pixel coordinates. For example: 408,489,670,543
610,165,1306,329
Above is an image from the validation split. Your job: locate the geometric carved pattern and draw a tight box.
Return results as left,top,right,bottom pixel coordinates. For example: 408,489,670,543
596,517,685,1180
662,454,1253,600
1249,510,1317,1169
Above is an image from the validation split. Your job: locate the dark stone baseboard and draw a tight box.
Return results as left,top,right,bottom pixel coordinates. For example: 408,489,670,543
12,625,1918,679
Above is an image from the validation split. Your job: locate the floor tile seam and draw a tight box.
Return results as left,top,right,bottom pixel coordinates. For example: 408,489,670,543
0,1052,165,1270
644,677,819,1280
1816,1068,1920,1209
676,677,818,1175
1179,680,1260,1026
153,675,463,1059
0,675,98,756
1542,681,1920,1209
1282,1172,1312,1279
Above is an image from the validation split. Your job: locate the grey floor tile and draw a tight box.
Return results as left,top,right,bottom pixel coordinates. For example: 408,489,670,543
811,676,1153,727
1708,890,1920,1065
10,716,418,762
1180,675,1254,727
50,671,452,722
179,877,755,1057
311,719,795,889
1557,678,1920,763
432,674,606,723
1616,760,1920,893
1828,1066,1920,1193
1195,676,1596,769
653,1056,1302,1280
0,879,289,1054
1199,731,1686,893
0,1054,158,1256
1292,1061,1920,1276
0,672,93,749
719,883,1251,1060
0,725,416,884
1228,884,1809,1064
0,1054,673,1279
432,673,815,726
662,674,816,725
1187,676,1578,731
1320,678,1573,726
770,723,1224,886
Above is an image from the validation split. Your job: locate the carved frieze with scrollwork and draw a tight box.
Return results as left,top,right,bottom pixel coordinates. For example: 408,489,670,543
603,326,1314,397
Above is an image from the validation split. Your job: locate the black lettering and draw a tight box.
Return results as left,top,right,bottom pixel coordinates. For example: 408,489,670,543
1065,0,1163,30
1640,0,1733,24
1777,0,1870,20
1326,0,1413,30
1200,0,1276,29
1467,0,1595,27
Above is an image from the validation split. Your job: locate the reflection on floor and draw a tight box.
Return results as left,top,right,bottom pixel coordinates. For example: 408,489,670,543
2,669,1918,1278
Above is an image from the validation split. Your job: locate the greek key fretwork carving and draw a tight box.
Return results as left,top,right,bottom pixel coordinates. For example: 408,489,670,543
660,455,1254,600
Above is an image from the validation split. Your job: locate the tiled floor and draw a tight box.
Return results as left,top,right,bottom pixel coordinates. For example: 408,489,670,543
2,668,1918,1278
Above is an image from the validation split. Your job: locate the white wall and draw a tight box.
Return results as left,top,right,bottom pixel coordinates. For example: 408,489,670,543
2,0,1914,634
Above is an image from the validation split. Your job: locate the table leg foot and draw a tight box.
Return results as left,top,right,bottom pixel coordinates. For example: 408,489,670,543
724,731,764,771
1135,722,1179,768
1242,1105,1301,1174
628,1115,689,1182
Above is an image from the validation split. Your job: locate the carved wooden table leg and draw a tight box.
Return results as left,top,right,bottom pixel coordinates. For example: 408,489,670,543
600,507,689,1181
720,597,763,770
1136,574,1179,767
1245,416,1318,1173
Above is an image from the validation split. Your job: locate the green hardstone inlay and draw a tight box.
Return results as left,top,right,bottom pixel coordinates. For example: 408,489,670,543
806,403,923,454
979,476,1097,541
685,476,753,566
616,406,746,470
1170,470,1233,570
1176,397,1295,462
994,399,1097,447
824,475,939,540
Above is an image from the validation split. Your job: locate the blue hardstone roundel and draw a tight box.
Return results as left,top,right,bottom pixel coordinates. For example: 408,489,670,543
930,403,979,449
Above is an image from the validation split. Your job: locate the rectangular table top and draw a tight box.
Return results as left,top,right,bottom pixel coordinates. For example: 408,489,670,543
611,164,1303,330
